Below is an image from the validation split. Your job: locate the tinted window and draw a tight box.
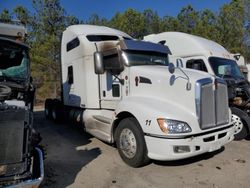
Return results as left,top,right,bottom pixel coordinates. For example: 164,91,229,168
67,38,80,52
123,51,169,66
68,66,74,84
186,59,208,72
0,40,29,80
86,35,119,42
209,57,244,79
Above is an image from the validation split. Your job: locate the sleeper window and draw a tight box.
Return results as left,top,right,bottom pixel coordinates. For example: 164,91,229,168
186,59,208,72
66,37,80,52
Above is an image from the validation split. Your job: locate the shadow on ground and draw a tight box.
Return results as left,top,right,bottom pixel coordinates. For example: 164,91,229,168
33,110,101,188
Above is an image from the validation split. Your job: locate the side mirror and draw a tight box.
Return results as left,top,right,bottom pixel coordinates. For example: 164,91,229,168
176,58,183,68
94,52,104,74
168,63,175,74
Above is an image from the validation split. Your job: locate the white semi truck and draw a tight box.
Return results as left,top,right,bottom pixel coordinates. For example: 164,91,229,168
231,53,250,82
45,25,234,167
144,32,250,140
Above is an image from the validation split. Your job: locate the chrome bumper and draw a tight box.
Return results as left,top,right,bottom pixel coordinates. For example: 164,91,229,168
7,148,44,188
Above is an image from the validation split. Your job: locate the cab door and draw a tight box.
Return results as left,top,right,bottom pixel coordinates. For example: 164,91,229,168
100,51,122,109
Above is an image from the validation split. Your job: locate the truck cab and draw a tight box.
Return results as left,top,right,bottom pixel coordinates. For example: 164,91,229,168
46,25,234,167
144,32,250,140
0,22,43,187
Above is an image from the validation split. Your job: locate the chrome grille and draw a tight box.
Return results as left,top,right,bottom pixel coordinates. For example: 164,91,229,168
215,80,229,125
196,78,229,130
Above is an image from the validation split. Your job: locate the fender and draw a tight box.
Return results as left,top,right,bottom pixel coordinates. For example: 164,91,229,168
231,107,250,132
114,96,199,136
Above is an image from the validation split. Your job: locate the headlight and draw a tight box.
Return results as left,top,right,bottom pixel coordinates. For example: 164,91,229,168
157,119,192,134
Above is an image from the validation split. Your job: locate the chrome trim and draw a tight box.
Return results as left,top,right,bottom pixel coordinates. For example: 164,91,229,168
195,78,213,125
216,77,227,85
214,77,229,125
145,124,234,139
7,147,44,188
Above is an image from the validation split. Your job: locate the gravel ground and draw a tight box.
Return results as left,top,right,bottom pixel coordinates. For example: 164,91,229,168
33,110,250,188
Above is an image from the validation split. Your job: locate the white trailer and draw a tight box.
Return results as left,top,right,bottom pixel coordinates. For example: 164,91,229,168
144,32,250,140
45,25,234,167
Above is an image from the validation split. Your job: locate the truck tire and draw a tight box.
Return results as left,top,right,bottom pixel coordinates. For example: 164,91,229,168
51,100,63,123
45,99,53,119
0,84,11,101
115,117,150,167
232,114,248,140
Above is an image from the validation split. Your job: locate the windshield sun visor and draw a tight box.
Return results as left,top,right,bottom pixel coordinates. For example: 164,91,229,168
119,40,172,55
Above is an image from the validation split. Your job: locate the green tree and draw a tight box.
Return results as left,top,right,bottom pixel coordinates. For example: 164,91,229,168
160,16,182,32
0,9,12,22
194,9,220,42
66,15,81,25
217,0,245,53
177,5,199,34
143,9,160,35
29,0,68,101
110,9,145,38
243,0,250,61
13,6,30,26
87,14,108,26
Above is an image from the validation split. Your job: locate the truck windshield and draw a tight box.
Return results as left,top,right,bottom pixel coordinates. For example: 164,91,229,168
123,50,169,66
0,40,29,83
209,57,244,79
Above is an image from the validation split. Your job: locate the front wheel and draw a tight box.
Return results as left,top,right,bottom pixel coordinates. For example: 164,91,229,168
232,114,248,140
115,118,150,167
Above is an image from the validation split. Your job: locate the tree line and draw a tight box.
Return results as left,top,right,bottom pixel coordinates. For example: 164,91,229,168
1,0,250,103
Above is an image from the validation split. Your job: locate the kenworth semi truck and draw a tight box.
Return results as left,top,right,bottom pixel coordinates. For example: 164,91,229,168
0,22,44,187
45,25,234,167
144,32,250,140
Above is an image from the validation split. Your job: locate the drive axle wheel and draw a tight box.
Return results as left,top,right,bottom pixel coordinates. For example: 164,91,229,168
44,99,53,119
0,84,11,101
232,114,248,140
51,99,63,123
115,117,150,167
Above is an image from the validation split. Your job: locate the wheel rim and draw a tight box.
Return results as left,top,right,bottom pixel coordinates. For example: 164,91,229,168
119,128,137,159
232,114,244,135
45,108,49,116
52,109,57,120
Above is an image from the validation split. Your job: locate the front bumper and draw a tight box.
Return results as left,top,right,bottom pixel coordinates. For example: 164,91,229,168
145,125,234,161
6,148,44,188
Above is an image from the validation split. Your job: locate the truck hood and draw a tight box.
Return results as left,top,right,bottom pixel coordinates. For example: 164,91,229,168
129,65,213,116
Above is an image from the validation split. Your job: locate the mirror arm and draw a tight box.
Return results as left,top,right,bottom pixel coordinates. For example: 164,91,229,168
108,70,124,85
177,67,191,91
177,67,188,80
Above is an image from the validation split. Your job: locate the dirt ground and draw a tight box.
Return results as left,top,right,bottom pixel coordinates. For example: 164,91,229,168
33,110,250,188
